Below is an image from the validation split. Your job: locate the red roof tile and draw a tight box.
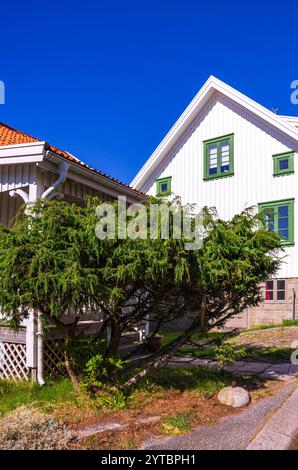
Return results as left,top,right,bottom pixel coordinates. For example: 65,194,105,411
0,122,145,197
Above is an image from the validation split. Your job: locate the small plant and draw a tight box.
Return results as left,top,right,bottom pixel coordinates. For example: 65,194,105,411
70,336,107,373
215,344,246,366
82,354,125,394
162,412,193,435
96,390,127,411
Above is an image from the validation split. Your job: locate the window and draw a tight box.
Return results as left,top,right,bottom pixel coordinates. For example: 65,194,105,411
203,134,234,180
265,279,286,302
258,198,294,245
156,176,172,196
265,280,274,300
273,152,294,176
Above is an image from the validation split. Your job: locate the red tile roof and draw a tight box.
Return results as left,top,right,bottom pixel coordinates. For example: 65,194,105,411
0,122,145,197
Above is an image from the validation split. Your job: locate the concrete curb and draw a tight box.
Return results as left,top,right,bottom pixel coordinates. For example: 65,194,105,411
247,387,298,450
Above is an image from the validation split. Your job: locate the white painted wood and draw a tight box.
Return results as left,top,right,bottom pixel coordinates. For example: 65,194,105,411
25,311,36,368
140,92,298,279
131,76,298,189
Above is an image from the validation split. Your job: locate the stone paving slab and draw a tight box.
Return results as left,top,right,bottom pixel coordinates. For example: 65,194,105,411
265,364,290,374
247,387,298,449
232,362,271,374
260,372,296,382
170,356,298,381
289,364,298,374
224,361,247,372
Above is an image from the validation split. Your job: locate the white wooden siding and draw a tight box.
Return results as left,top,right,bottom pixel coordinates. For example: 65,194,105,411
145,93,298,278
0,164,36,193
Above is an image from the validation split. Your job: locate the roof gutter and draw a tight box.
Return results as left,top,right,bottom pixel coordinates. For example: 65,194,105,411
44,150,147,202
41,152,70,200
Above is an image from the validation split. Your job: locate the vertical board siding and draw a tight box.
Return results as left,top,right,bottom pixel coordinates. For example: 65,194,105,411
145,94,298,278
0,164,36,193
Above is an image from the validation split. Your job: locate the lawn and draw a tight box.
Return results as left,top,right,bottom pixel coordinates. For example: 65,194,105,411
162,323,298,364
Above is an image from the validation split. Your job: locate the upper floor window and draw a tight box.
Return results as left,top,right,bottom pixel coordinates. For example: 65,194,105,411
156,176,172,196
203,134,234,180
258,198,294,245
273,151,294,177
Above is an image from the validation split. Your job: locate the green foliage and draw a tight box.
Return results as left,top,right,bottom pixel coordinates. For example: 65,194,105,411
82,354,125,393
70,335,107,372
245,319,298,332
214,344,247,365
245,346,294,362
0,378,76,415
0,199,283,387
162,412,193,435
96,390,127,411
147,366,232,397
282,319,298,327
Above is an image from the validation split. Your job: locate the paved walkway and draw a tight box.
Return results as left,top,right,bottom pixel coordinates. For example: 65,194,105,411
170,356,298,382
140,383,298,450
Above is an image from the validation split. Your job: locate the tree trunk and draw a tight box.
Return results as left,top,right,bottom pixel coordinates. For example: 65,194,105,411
120,316,204,389
64,330,80,391
105,316,121,358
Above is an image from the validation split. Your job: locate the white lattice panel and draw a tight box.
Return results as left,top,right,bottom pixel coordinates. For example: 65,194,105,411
44,341,66,377
0,341,29,381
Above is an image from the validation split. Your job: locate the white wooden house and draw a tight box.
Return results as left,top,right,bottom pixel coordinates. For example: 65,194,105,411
0,122,146,381
131,76,298,329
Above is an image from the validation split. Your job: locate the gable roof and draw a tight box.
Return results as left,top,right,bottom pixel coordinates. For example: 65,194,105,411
0,122,145,198
131,76,298,190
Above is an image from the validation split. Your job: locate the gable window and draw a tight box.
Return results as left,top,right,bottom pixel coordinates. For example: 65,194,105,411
156,176,172,196
258,198,294,245
203,134,234,180
265,279,286,302
273,151,294,176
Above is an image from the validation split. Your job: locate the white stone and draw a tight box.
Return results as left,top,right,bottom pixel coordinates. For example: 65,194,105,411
217,386,250,408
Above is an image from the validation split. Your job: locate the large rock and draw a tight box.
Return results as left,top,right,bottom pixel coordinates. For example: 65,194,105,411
217,386,250,408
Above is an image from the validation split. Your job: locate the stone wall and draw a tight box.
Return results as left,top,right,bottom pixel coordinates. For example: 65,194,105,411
158,278,298,333
226,277,298,329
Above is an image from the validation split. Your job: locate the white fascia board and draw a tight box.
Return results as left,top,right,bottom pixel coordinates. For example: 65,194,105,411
0,141,45,164
131,75,298,189
45,151,146,203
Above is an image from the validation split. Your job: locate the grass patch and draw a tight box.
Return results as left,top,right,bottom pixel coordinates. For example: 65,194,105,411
246,319,298,332
146,366,233,397
244,347,294,362
162,412,193,435
0,378,77,415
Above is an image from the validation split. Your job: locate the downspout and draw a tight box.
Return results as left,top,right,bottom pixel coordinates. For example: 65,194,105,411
292,288,296,321
37,312,45,386
36,159,70,385
41,159,70,200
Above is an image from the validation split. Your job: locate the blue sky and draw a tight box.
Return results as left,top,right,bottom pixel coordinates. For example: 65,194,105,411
0,1,297,184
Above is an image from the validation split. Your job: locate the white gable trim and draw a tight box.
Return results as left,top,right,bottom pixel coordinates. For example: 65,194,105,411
131,76,298,189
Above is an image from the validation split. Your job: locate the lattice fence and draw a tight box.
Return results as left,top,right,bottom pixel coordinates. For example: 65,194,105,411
0,341,29,381
44,340,66,377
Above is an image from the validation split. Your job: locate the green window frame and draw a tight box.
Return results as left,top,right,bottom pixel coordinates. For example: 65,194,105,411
156,176,172,196
258,198,295,246
272,151,294,177
203,134,234,180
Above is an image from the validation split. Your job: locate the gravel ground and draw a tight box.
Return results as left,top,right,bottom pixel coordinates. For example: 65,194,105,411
140,383,297,450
